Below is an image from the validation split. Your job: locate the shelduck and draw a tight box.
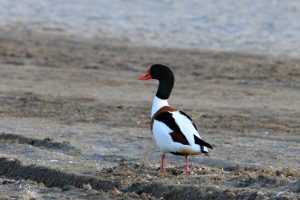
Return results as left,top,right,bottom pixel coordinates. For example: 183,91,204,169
139,64,213,175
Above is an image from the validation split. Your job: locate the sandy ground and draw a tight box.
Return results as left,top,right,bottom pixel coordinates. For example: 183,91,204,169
0,28,299,199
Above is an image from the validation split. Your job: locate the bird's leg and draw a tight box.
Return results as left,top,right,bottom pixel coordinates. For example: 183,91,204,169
184,155,190,175
161,153,166,176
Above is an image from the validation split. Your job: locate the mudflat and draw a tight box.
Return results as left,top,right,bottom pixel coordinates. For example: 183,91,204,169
0,29,299,199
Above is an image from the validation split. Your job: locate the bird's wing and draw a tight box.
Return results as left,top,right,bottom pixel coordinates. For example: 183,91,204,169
172,111,213,149
154,110,201,145
171,111,200,144
153,110,213,152
154,111,191,146
178,111,198,131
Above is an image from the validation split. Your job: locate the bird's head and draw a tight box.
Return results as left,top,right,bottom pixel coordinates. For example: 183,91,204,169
139,64,174,82
139,64,174,100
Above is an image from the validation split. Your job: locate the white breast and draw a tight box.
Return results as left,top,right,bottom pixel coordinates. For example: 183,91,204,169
151,96,169,117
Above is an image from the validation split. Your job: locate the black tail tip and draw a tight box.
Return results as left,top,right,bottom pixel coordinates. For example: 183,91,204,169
207,143,213,149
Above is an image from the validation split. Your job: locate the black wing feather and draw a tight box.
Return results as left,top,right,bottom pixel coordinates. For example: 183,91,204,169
193,135,213,149
155,112,181,133
155,112,190,145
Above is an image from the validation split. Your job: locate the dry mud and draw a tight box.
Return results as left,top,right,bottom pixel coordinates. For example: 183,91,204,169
0,28,299,199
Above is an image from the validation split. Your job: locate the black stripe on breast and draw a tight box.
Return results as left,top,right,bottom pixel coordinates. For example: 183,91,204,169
194,135,213,149
179,111,198,130
155,112,181,133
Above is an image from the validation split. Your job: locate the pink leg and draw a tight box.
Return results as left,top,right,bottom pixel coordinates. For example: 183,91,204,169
161,153,166,176
184,155,190,175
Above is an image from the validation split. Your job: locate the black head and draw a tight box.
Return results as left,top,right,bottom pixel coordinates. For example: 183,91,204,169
139,64,174,99
149,64,174,82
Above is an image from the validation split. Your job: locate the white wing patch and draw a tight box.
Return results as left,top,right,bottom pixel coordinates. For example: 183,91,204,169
172,111,201,142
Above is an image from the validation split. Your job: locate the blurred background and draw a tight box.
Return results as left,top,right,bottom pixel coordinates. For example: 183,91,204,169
0,1,299,199
1,0,300,57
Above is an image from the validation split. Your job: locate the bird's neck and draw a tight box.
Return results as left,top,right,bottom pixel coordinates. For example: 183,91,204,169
151,96,169,118
151,71,174,117
155,74,174,100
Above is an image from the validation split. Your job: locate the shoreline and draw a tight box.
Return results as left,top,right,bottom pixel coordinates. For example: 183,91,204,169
2,24,300,60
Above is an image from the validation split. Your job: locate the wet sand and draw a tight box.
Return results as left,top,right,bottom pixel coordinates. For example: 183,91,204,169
0,28,299,199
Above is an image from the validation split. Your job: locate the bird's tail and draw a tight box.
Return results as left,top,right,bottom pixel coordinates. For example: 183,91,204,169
193,135,213,154
201,146,209,155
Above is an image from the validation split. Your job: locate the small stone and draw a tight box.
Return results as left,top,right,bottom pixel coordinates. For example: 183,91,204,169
11,138,19,144
106,168,113,173
63,140,71,145
113,188,122,194
276,170,282,176
83,183,92,190
25,52,33,58
2,179,16,185
145,174,152,179
44,137,52,142
84,64,99,70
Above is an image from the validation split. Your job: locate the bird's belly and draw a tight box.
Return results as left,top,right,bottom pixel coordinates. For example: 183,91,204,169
153,133,200,155
177,146,201,155
152,131,200,155
152,129,174,152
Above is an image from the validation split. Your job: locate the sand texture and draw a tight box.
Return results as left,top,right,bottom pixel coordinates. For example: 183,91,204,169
0,29,299,199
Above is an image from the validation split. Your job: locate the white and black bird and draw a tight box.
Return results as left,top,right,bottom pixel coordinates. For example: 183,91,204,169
139,64,213,175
